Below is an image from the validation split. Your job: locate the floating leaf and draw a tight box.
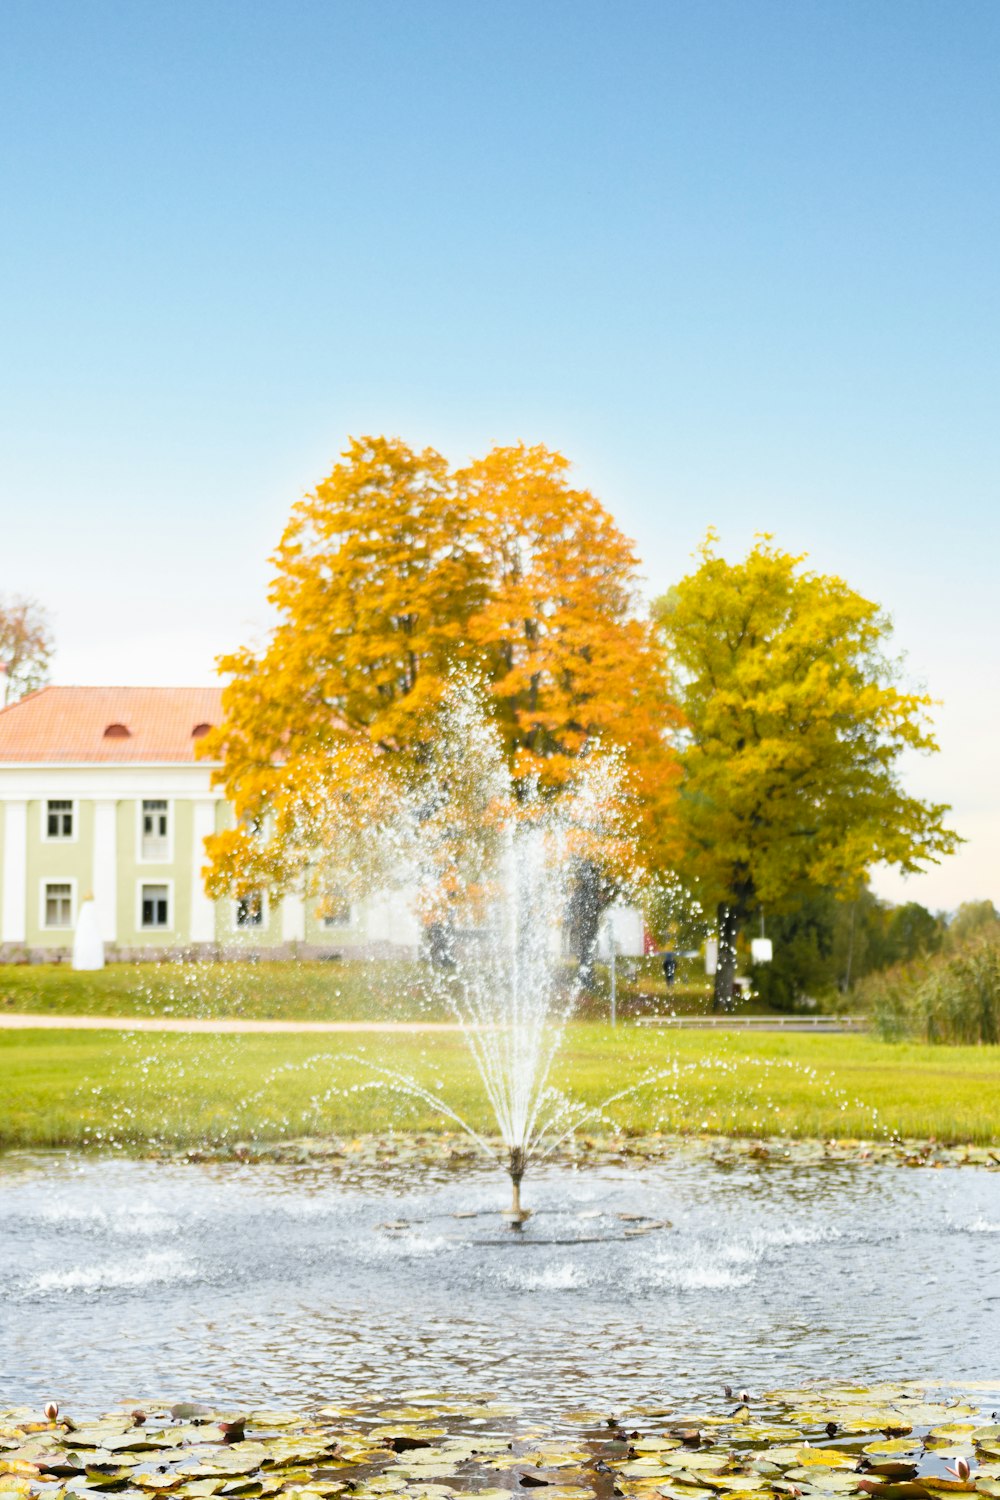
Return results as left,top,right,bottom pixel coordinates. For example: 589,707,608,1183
655,1487,717,1500
857,1482,932,1499
620,1464,678,1479
796,1451,857,1471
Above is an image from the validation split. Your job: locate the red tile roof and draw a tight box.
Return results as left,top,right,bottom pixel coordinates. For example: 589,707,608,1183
0,687,225,763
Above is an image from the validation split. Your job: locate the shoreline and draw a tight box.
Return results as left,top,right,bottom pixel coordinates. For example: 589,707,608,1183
5,1130,999,1171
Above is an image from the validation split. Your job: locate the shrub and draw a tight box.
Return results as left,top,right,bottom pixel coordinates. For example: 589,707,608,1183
860,935,1000,1043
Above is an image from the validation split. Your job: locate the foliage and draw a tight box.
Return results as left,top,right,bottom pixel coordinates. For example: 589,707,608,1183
749,889,841,1011
201,438,678,953
457,445,677,834
751,887,946,1011
864,933,1000,1044
654,535,958,1007
0,593,53,705
945,899,1000,950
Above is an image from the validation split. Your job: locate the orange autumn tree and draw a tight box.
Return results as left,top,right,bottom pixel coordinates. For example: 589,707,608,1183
201,436,679,963
199,435,486,903
460,444,680,959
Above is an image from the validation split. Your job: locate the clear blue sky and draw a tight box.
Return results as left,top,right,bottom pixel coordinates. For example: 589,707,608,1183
2,0,997,910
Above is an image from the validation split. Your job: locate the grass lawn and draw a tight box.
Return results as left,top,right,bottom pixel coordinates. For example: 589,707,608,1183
1,1025,997,1150
0,959,433,1020
0,957,743,1021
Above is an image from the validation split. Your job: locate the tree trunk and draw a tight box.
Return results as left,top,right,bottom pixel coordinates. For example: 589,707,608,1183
425,918,455,969
570,857,604,985
841,899,856,993
713,902,739,1011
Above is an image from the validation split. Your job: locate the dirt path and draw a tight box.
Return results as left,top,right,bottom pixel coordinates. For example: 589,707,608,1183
0,1013,473,1034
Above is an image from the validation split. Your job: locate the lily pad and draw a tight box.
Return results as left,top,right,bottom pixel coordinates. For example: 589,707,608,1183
864,1442,922,1457
796,1451,858,1470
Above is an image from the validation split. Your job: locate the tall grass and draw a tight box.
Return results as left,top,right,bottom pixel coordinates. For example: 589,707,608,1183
862,936,1000,1043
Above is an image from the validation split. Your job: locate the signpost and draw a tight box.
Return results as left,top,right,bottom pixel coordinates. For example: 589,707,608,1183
599,905,644,1026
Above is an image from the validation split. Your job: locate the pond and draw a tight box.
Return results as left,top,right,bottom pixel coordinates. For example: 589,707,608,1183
2,1149,998,1414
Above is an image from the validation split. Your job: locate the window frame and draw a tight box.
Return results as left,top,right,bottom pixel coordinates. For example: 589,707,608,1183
233,891,267,932
40,877,76,931
136,797,174,864
41,798,77,843
137,879,174,933
318,895,353,929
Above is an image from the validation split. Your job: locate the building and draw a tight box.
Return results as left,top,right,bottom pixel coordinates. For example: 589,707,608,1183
0,686,417,961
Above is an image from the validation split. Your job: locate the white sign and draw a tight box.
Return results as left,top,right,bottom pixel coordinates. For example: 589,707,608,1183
751,937,773,963
597,904,645,958
704,937,718,975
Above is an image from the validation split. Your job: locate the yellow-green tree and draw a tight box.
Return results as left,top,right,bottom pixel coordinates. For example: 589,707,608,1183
201,436,678,962
654,535,959,1009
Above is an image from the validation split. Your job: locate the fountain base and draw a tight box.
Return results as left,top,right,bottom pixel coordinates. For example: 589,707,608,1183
506,1149,530,1228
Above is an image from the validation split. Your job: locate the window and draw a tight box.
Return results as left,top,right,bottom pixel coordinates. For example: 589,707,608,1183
320,893,352,928
235,892,264,929
141,799,169,860
141,884,170,929
44,882,73,928
46,800,74,839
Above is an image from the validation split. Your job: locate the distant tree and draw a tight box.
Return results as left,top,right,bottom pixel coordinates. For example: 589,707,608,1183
946,900,1000,950
0,595,54,705
750,888,839,1012
883,901,944,965
835,889,944,987
655,535,959,1010
831,886,883,991
753,887,945,1011
202,437,679,966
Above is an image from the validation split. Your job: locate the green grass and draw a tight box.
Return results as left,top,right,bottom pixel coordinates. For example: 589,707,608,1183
0,958,775,1021
2,1026,997,1150
0,959,436,1020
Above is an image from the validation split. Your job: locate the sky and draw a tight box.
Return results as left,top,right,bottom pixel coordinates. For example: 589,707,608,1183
1,0,997,912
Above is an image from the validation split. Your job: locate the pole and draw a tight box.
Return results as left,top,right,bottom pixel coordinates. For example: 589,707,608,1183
610,936,617,1027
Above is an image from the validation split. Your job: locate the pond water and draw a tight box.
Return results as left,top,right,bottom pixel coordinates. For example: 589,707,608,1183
2,1150,998,1415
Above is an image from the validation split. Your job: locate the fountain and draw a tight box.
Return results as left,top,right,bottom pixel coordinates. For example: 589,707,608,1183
297,677,648,1226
